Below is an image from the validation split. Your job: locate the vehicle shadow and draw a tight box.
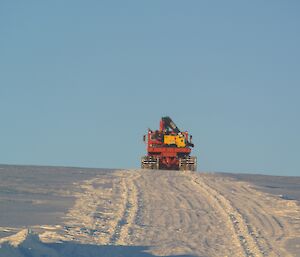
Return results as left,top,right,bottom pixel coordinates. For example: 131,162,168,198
0,236,201,257
51,242,198,257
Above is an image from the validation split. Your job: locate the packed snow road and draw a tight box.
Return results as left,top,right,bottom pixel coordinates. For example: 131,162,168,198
57,169,300,256
1,168,300,257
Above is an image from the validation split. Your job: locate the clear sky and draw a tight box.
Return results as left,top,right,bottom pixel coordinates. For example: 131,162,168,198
0,1,299,176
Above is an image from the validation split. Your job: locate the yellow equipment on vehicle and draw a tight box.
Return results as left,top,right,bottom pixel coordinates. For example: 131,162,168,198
164,134,186,148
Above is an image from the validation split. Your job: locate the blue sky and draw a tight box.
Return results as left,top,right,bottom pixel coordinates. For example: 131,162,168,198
0,1,299,176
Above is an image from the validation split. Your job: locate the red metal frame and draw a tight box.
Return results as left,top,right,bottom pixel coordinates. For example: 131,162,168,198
145,119,192,170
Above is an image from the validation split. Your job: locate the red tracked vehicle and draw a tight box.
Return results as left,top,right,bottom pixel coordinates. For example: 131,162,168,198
141,117,197,171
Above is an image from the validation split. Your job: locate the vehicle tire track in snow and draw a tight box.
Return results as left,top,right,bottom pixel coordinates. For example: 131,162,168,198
210,176,298,257
109,172,139,245
240,185,286,239
187,172,264,257
237,190,286,255
131,170,237,257
62,171,140,245
40,169,300,257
